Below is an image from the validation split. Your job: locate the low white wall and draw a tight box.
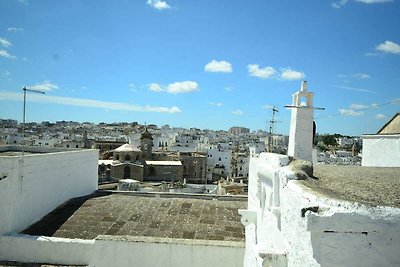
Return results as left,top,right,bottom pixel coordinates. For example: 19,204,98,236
0,149,98,235
92,236,244,267
0,235,244,267
362,134,400,167
242,152,400,267
0,234,94,265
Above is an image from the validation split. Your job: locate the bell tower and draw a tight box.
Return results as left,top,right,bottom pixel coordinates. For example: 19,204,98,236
140,127,153,160
286,81,315,162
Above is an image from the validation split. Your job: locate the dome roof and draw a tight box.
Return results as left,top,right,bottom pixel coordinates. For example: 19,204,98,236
114,144,140,152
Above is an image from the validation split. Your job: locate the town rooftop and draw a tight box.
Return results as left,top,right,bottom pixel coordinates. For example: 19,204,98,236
22,192,247,242
302,165,400,208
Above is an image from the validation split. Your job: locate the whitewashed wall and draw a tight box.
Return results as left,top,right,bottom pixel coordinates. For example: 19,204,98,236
362,134,400,167
0,234,244,267
0,149,98,235
241,153,400,267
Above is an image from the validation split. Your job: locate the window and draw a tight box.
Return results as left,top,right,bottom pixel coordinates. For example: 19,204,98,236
125,154,131,161
76,145,79,148
116,154,120,161
219,157,221,161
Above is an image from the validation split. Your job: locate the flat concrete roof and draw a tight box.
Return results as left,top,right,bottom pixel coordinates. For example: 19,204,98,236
302,165,400,208
22,192,246,242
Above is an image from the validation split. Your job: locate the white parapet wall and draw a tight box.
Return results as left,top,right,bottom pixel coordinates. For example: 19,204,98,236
241,152,400,267
0,234,244,267
362,134,400,167
0,147,98,235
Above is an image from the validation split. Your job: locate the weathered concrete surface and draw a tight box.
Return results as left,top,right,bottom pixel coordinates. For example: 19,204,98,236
22,192,246,241
302,165,400,207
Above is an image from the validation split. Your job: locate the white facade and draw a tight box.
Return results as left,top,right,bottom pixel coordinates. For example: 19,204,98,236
240,153,400,267
362,134,400,167
287,81,314,162
207,147,232,179
0,146,98,235
236,154,250,178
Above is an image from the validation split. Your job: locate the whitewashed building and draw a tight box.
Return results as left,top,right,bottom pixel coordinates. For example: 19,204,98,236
362,112,400,167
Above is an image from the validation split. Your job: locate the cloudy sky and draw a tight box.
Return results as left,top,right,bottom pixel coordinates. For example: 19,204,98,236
0,0,399,135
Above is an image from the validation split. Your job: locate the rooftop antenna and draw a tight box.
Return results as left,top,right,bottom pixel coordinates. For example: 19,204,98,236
22,86,45,157
268,106,279,152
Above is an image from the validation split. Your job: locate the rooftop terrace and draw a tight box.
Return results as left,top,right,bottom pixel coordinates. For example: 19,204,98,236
302,165,400,208
22,192,246,242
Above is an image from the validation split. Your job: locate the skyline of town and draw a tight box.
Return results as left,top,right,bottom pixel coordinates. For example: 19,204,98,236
1,0,399,136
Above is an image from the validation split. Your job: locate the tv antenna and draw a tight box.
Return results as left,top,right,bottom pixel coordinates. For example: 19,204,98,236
268,106,280,152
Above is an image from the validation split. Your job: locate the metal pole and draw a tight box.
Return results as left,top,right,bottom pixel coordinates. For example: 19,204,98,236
22,87,26,155
21,87,45,154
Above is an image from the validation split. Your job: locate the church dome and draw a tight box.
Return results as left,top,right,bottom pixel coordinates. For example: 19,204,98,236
114,144,140,152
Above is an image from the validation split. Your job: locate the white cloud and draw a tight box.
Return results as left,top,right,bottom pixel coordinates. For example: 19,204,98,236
350,103,369,110
332,0,392,8
374,113,387,120
0,91,181,113
148,83,164,92
356,0,392,3
147,0,171,10
27,81,58,91
208,102,223,107
339,108,364,116
334,85,377,94
224,86,234,92
332,0,348,8
7,27,24,32
4,70,11,76
148,81,199,94
129,83,137,92
204,60,232,73
248,64,276,79
339,73,370,79
0,38,12,48
281,68,305,81
0,50,16,59
166,81,199,94
231,109,243,115
391,98,400,104
376,40,400,55
354,73,370,79
261,104,274,109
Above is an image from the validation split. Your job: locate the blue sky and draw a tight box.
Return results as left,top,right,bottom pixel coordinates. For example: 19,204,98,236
0,0,399,135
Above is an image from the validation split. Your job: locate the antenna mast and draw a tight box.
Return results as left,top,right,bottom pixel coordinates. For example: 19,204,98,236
268,106,279,152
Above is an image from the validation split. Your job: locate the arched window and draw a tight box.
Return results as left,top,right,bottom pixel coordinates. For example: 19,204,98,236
136,155,139,161
116,154,120,161
125,154,131,161
149,167,156,176
124,166,130,179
